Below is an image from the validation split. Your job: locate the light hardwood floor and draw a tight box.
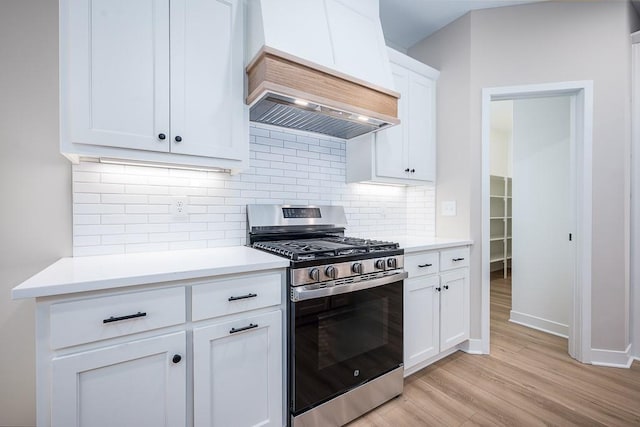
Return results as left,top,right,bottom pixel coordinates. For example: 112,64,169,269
348,273,640,426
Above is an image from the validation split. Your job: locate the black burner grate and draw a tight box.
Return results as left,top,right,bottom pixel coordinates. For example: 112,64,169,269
253,237,399,261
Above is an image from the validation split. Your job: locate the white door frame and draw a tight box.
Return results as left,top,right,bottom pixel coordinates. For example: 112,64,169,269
481,81,593,363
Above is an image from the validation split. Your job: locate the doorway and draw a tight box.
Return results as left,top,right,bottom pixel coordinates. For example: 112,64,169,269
480,82,594,363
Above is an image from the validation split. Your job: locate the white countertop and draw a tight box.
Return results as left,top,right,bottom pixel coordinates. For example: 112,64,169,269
12,247,289,299
386,236,473,253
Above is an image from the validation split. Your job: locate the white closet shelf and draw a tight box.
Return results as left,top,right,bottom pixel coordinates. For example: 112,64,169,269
490,174,512,278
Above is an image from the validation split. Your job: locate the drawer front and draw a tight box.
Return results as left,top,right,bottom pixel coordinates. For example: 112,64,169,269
192,272,283,322
50,287,186,349
440,247,470,271
405,251,439,277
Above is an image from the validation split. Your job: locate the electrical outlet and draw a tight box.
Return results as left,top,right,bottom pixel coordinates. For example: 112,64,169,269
170,197,189,218
441,200,457,216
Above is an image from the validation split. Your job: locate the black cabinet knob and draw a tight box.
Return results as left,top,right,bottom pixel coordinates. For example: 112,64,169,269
410,169,416,173
172,354,182,364
436,287,441,292
158,133,166,140
404,168,410,172
175,135,182,142
444,285,449,290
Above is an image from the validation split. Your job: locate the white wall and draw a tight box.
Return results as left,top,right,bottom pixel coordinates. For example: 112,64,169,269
410,1,639,351
511,96,572,337
490,100,513,178
632,34,640,359
71,124,436,255
0,1,72,425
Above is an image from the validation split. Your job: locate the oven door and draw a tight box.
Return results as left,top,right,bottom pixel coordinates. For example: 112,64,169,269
290,275,404,415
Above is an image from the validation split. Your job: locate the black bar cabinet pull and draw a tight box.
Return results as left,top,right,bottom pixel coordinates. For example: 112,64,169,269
103,311,147,324
230,323,258,334
228,293,258,302
418,263,433,268
452,257,465,262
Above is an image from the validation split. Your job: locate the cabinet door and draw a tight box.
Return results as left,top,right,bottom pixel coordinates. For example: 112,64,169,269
51,332,186,427
375,63,409,179
193,310,282,427
170,0,247,161
63,0,171,152
440,268,470,351
404,275,440,370
407,72,436,181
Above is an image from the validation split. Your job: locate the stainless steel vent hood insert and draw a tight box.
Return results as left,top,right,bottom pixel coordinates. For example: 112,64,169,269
250,93,392,140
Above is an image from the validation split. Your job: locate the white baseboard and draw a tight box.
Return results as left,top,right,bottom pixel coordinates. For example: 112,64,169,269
403,347,458,377
459,339,485,355
591,344,633,368
509,310,569,338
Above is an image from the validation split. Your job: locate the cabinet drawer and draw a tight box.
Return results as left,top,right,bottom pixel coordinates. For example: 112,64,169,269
50,287,185,349
192,272,282,322
440,247,470,271
405,251,439,277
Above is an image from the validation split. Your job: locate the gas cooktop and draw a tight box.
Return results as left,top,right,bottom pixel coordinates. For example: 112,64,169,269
253,236,399,261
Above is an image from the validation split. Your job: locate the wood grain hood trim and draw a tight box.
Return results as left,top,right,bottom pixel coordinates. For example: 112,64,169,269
246,47,400,124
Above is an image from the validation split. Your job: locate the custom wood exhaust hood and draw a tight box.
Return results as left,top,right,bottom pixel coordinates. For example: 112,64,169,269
245,0,400,140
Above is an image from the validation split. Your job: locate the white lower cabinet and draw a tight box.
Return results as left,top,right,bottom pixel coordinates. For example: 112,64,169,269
404,275,440,366
193,310,282,427
440,269,470,351
403,246,470,376
37,269,285,427
51,332,187,427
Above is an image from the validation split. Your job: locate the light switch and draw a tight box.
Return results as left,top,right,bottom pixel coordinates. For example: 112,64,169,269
441,201,457,216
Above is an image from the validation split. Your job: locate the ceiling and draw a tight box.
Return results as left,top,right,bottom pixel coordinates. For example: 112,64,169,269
379,0,548,50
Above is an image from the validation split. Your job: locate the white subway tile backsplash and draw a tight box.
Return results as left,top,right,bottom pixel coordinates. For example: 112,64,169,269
102,194,148,204
72,124,435,256
74,224,125,236
73,193,101,203
73,215,100,225
73,235,101,246
102,233,148,245
74,182,124,194
101,214,148,225
74,245,125,256
125,224,169,233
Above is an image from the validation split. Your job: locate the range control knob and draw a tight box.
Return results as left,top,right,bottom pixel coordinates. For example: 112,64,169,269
387,257,397,269
375,259,386,270
309,268,320,282
352,262,363,274
325,265,337,279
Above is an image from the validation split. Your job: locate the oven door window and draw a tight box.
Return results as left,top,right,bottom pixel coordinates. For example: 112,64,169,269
291,281,403,414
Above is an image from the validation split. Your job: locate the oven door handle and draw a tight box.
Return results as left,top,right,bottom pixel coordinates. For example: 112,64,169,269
291,272,408,301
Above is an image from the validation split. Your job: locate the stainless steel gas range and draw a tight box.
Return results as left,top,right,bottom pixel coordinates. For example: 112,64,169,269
247,204,406,427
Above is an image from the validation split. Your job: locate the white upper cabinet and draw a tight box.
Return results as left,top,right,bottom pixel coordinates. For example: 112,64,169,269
60,0,248,171
62,0,171,153
346,48,439,185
